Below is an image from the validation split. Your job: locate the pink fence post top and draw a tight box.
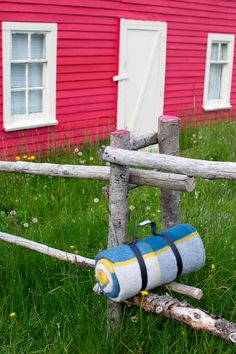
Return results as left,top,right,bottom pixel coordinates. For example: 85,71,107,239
111,130,130,135
160,115,180,122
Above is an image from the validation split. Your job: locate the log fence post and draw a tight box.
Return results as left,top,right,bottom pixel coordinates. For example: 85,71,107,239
158,115,181,229
107,130,130,327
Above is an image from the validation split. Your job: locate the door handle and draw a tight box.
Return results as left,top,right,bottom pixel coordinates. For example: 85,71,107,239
113,73,129,81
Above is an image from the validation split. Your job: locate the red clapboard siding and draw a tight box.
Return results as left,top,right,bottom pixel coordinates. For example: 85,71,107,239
1,0,236,157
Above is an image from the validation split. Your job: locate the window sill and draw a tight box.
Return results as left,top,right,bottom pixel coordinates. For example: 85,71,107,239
4,119,58,132
203,103,232,112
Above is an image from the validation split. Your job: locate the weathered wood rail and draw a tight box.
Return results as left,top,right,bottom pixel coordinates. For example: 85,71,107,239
102,147,236,180
0,161,195,192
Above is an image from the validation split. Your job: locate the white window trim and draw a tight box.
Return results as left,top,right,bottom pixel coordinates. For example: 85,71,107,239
203,33,235,111
2,22,58,132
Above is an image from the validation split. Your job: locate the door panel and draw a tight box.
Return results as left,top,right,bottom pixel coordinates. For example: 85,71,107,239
116,20,167,137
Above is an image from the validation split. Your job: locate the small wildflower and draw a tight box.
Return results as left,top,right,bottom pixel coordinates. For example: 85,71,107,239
211,264,216,271
101,145,106,148
146,206,151,211
129,205,135,211
192,134,196,138
79,160,85,164
78,151,83,156
69,245,76,250
15,156,20,161
9,210,16,216
10,312,16,317
75,250,79,254
140,290,149,296
94,198,99,204
74,148,79,153
89,157,94,161
32,217,38,224
157,209,161,213
105,162,110,166
27,157,31,161
23,154,28,159
131,315,138,323
23,223,29,228
30,155,35,160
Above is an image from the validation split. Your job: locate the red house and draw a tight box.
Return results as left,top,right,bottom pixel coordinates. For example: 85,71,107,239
0,0,236,158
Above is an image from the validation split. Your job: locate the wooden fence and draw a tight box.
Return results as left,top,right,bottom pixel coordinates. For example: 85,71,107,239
0,115,235,344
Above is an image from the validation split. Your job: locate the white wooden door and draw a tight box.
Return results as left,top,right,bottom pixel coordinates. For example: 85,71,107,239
115,19,167,138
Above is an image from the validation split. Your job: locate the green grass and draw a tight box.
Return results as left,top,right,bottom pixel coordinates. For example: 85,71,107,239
0,121,235,353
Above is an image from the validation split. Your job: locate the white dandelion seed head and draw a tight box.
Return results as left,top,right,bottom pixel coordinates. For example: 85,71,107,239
89,157,94,161
32,217,38,224
74,148,79,153
0,211,5,216
146,206,151,211
9,210,16,216
78,151,83,156
79,160,85,164
23,223,29,228
129,205,135,211
105,162,110,166
94,198,99,204
101,145,106,148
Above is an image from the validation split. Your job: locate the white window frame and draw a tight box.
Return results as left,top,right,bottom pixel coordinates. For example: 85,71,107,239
2,22,58,132
203,33,235,111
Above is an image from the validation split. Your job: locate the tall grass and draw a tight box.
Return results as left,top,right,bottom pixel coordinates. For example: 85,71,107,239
0,121,235,353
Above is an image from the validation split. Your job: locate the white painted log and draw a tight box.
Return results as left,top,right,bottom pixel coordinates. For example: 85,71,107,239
0,161,195,192
130,132,158,150
102,147,236,180
126,293,236,345
158,115,180,228
0,231,95,268
166,281,203,300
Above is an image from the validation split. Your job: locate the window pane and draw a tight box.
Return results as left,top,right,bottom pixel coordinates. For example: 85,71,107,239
11,91,26,115
220,43,228,61
28,63,43,87
29,90,43,113
211,43,219,61
31,34,45,59
11,64,26,88
208,64,222,99
12,34,28,60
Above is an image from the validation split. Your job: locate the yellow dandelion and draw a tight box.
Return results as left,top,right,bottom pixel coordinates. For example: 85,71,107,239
10,312,16,317
75,250,79,254
140,290,149,296
211,264,216,271
69,245,76,250
15,156,20,161
23,154,28,159
30,155,36,160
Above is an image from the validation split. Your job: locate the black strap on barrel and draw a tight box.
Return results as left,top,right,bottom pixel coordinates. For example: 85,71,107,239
129,241,148,291
150,221,183,277
129,221,183,292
